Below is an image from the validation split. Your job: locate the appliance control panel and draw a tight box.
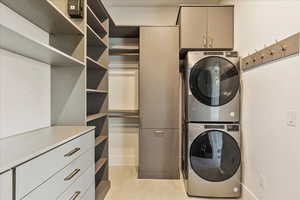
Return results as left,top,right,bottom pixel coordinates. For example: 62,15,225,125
227,125,240,131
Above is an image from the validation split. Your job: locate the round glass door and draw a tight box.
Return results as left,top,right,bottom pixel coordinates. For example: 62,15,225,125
189,56,239,106
190,130,241,182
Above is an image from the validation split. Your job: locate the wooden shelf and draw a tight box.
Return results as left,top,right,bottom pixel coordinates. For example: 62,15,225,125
87,57,108,70
1,0,84,35
96,181,111,200
87,0,108,22
87,6,107,38
95,136,108,146
87,89,108,94
86,113,107,122
109,46,139,54
109,109,139,114
108,114,139,119
87,25,107,48
95,158,107,174
109,53,139,56
0,24,85,67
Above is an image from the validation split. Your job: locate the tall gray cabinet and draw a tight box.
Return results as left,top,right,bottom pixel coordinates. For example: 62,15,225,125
139,26,179,179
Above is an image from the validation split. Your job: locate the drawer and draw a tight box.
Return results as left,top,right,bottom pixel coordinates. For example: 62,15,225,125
139,129,179,179
57,165,95,200
0,170,13,200
16,130,94,199
81,182,95,200
22,147,94,200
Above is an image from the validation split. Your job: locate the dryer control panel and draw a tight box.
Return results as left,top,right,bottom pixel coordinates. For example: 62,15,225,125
227,125,239,131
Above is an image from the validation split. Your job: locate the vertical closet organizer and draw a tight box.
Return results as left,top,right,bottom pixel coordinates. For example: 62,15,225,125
1,0,111,199
86,0,110,199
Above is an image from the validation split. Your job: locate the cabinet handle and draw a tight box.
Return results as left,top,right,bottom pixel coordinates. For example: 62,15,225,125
64,169,80,181
64,147,80,157
154,130,166,136
69,191,81,200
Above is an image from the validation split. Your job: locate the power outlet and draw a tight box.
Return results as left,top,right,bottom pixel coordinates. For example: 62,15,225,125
287,110,297,127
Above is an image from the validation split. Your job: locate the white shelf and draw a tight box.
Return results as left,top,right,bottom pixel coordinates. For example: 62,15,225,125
0,24,85,67
1,0,84,35
87,89,108,94
87,6,107,38
86,113,107,122
87,25,107,48
87,57,108,70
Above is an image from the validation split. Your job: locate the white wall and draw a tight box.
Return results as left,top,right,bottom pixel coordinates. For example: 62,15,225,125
0,3,51,138
235,1,300,199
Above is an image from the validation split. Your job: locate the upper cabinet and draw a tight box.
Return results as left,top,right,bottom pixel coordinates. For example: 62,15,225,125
178,6,234,51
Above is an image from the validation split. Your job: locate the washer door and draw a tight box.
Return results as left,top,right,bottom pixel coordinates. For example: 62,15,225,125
190,130,241,182
189,56,239,106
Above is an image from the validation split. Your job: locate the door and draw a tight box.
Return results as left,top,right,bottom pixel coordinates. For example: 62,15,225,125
189,130,241,182
207,7,234,49
180,7,208,49
189,56,239,106
139,26,179,129
139,129,179,179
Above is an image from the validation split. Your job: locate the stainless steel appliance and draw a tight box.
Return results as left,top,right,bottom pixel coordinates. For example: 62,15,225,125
185,51,240,122
184,123,241,198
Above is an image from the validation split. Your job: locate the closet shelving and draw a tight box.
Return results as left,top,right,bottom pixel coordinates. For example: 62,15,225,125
1,0,86,127
86,0,110,199
0,0,84,35
0,24,84,67
109,26,140,118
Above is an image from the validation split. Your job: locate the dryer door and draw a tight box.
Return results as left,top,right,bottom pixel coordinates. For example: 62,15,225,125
189,56,239,106
190,130,241,182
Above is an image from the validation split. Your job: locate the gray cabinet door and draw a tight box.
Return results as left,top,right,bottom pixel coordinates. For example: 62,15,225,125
138,129,179,179
139,26,179,129
207,7,234,49
180,7,207,49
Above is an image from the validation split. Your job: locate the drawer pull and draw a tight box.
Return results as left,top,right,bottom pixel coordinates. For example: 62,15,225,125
69,191,81,200
154,130,166,136
64,169,80,181
64,147,81,157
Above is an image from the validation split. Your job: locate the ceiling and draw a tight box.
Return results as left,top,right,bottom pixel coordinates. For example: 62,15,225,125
103,0,222,7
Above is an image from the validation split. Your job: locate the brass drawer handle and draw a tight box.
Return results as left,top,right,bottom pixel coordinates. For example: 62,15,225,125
64,147,80,157
64,169,80,181
69,191,81,200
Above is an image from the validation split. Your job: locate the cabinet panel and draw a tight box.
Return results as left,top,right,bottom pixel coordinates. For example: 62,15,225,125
0,170,13,200
207,7,234,49
139,26,179,129
139,129,179,179
23,148,94,200
180,7,207,49
16,131,94,199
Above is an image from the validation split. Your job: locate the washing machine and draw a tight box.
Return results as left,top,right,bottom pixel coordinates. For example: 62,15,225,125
184,123,241,198
185,51,240,122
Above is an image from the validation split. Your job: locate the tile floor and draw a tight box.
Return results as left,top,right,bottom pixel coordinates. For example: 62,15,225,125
105,166,229,200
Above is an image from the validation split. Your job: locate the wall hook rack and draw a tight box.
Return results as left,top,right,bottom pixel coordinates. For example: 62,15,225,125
241,33,300,71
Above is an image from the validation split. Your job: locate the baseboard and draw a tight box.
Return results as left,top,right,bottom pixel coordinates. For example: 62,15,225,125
241,184,259,200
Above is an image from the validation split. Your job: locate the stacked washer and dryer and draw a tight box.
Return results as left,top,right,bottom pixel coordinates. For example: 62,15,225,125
182,51,241,198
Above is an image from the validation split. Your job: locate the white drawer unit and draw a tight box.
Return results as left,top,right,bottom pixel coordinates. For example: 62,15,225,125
23,147,94,200
81,184,96,200
0,170,13,200
16,131,94,199
57,165,95,200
